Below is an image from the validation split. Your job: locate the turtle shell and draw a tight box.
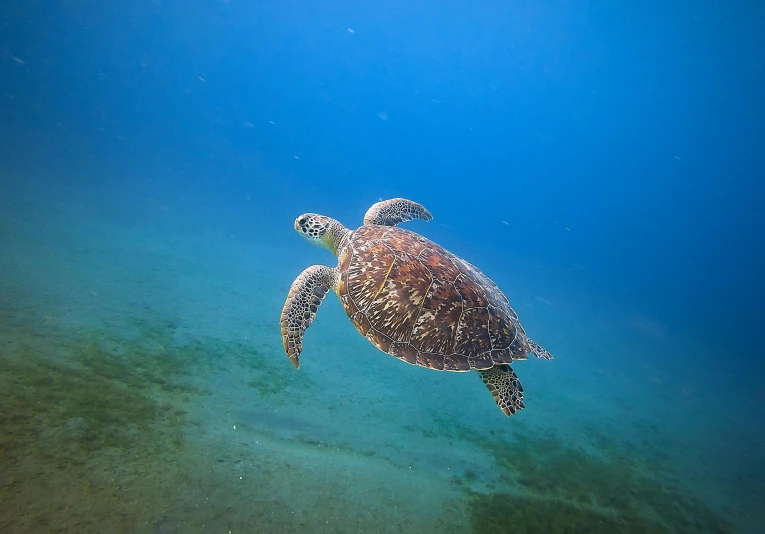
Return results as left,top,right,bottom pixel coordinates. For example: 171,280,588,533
335,225,530,371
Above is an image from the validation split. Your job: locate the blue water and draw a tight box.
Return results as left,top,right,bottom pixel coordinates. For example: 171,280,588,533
1,1,763,532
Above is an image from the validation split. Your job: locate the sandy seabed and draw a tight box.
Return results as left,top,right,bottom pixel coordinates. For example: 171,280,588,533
0,179,759,533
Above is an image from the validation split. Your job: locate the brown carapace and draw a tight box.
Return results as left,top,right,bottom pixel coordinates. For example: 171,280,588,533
280,198,553,416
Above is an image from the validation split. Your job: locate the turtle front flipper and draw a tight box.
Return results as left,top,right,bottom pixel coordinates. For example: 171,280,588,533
363,198,433,226
478,365,525,416
280,265,339,369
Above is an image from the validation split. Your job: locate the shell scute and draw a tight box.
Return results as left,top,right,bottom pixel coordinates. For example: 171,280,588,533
443,354,472,371
491,347,520,364
410,278,461,354
384,228,430,256
389,342,419,364
347,240,395,310
417,352,445,370
366,328,394,353
468,352,495,370
364,253,431,341
454,273,489,309
350,311,372,337
488,304,520,350
454,308,492,355
419,246,461,282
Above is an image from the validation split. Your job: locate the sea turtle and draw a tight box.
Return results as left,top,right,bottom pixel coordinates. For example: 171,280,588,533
280,198,553,416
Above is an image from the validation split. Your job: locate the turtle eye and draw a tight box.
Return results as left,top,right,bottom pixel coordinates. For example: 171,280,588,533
297,217,307,226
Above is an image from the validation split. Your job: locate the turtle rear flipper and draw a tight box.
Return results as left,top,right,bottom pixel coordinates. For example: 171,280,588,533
280,265,339,369
528,339,554,360
479,365,525,416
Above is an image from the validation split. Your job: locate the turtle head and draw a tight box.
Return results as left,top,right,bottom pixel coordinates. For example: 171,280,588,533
294,213,347,255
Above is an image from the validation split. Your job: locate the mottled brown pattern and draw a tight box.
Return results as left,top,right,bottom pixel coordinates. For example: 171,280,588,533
383,229,430,257
347,240,395,311
366,328,393,353
468,352,495,369
338,246,352,273
364,253,431,342
388,342,418,364
410,278,461,354
443,355,471,371
490,347,520,364
488,304,519,350
419,246,461,282
336,226,534,372
454,308,492,357
454,273,489,309
460,259,518,317
350,311,372,337
417,352,445,370
338,269,357,315
354,224,391,242
337,270,349,303
488,293,519,324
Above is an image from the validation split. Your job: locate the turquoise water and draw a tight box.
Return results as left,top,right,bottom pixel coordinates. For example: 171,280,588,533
1,1,763,532
0,172,760,532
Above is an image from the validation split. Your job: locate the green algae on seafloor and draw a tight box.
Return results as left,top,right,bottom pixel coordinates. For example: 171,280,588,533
424,414,733,534
467,492,666,534
0,315,312,465
478,433,733,533
0,318,208,463
0,313,323,532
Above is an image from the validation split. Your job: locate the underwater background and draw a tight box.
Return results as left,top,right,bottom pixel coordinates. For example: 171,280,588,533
1,0,763,533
